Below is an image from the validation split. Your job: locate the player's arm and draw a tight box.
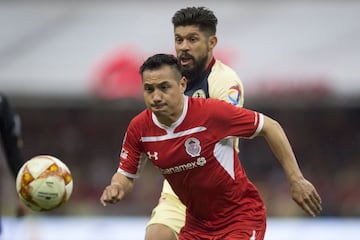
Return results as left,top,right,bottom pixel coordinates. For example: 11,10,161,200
0,95,27,216
100,120,145,207
100,171,134,206
0,94,25,178
259,115,322,217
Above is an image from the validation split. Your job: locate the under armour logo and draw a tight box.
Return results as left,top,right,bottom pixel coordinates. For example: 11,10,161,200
147,151,159,160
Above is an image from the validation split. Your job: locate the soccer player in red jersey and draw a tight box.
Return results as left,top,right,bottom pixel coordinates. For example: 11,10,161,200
146,7,245,239
100,54,322,240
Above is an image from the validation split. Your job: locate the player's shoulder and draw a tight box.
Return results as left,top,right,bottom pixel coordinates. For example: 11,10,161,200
208,60,243,88
190,95,228,108
211,60,240,80
208,60,244,106
129,109,151,128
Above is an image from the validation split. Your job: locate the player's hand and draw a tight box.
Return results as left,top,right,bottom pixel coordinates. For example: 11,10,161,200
290,178,322,217
100,183,126,206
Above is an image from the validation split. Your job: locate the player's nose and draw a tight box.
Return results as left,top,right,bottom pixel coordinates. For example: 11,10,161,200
152,89,163,101
179,40,190,51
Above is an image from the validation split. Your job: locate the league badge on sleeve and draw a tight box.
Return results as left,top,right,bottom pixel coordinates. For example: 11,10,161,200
228,85,241,105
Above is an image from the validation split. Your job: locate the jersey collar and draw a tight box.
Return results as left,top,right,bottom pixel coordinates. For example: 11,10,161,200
205,57,216,73
152,95,189,131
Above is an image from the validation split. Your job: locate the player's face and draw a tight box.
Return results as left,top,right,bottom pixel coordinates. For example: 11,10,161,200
174,25,217,81
142,65,186,126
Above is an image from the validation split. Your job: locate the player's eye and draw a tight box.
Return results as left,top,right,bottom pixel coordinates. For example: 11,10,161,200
161,85,169,91
175,38,183,44
190,37,198,43
158,83,171,92
144,85,154,93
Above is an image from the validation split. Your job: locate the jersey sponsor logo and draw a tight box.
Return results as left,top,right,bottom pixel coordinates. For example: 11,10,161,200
192,89,206,98
185,137,201,157
228,85,241,105
146,151,159,160
158,157,207,175
196,156,206,166
120,148,128,159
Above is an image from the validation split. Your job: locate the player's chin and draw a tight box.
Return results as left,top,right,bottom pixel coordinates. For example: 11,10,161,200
151,107,165,114
181,61,193,69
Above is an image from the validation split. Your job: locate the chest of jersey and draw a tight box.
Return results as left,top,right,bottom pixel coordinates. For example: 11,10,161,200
140,125,217,174
185,71,211,99
139,122,240,206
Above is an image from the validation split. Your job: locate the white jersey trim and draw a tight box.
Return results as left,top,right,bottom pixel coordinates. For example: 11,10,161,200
141,126,207,142
118,152,148,178
249,113,264,139
117,168,139,179
213,137,236,179
151,95,188,132
143,96,207,142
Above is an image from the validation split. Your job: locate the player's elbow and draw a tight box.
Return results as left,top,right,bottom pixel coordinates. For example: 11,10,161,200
260,116,283,136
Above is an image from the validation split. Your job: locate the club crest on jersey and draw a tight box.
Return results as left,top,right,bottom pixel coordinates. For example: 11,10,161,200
185,137,201,157
228,85,241,105
192,89,206,98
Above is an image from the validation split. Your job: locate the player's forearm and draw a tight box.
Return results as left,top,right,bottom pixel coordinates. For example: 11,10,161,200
261,116,304,183
100,172,134,206
111,171,134,195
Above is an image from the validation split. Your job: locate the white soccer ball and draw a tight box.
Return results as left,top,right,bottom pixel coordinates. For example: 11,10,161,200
16,155,73,211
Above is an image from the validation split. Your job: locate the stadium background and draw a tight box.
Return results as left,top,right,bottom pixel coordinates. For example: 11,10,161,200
1,0,359,239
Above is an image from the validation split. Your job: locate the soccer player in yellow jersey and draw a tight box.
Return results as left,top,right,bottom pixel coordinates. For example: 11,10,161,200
145,7,244,240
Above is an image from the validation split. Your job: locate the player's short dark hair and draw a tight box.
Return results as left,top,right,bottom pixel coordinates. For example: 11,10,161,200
172,6,217,36
139,54,182,79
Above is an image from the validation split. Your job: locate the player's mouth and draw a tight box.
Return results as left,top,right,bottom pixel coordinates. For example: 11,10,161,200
152,103,166,111
179,54,194,67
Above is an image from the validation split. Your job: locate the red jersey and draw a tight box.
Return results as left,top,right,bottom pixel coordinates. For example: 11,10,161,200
118,96,266,234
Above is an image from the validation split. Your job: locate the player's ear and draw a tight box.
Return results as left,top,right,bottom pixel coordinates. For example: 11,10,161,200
180,77,187,93
209,35,217,50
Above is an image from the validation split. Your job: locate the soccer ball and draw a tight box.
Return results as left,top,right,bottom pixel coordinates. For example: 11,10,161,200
16,155,73,211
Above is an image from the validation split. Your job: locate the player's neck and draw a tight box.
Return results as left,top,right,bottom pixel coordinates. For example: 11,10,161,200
156,95,185,127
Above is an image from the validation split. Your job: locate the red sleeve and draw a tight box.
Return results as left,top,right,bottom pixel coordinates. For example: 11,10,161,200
206,99,263,139
117,115,147,178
